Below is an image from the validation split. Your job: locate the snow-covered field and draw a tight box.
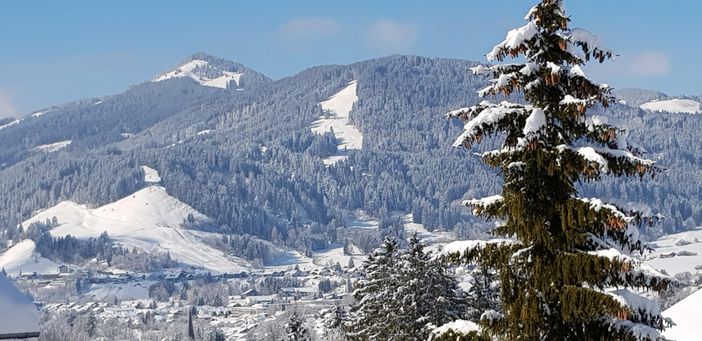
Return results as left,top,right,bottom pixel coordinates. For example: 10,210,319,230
153,59,242,89
645,228,702,275
83,281,155,301
640,98,701,114
32,140,72,153
15,186,249,273
311,80,362,165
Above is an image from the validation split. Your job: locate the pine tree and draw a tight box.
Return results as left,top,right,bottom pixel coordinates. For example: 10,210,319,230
441,0,672,339
285,312,309,341
400,234,467,339
345,237,402,340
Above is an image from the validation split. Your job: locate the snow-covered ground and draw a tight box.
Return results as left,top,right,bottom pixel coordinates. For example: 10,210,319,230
17,186,249,273
32,140,72,153
645,228,702,275
663,287,702,340
313,245,365,269
141,165,161,183
0,240,61,276
153,60,242,89
311,80,362,165
640,99,701,114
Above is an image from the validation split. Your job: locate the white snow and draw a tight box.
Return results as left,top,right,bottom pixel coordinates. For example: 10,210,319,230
0,273,40,336
438,239,515,260
141,165,161,183
449,101,532,147
663,287,702,340
430,319,480,339
640,99,701,114
21,186,249,273
153,60,243,89
523,108,546,135
32,140,72,153
31,111,46,118
0,119,21,130
83,281,155,301
606,288,660,320
312,245,364,269
345,210,380,230
463,194,503,207
311,80,362,165
0,240,61,276
487,21,539,61
196,129,213,136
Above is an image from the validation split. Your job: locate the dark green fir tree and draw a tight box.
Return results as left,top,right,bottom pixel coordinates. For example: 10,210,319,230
437,0,672,340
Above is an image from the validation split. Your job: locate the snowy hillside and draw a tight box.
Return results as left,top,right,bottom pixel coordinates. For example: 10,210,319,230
640,99,701,114
0,240,60,276
311,80,362,165
18,186,250,273
646,228,702,275
663,287,702,340
153,59,243,89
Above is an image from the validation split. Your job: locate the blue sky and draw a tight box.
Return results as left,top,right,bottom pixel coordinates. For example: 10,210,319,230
1,1,700,116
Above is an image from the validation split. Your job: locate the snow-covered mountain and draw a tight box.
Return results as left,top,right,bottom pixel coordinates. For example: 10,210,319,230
152,52,270,90
2,183,251,274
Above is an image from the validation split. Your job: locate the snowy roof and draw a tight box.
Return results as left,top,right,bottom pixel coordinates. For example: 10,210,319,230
663,288,702,340
0,273,40,336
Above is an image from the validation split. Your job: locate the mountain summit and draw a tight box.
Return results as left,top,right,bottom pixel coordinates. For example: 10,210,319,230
152,52,270,90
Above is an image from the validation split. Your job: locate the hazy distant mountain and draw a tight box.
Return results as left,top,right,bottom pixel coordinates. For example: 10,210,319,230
614,88,669,107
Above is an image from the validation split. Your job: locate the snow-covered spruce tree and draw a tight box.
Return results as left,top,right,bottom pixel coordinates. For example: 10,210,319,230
440,0,672,340
345,237,403,340
400,234,467,339
285,312,309,341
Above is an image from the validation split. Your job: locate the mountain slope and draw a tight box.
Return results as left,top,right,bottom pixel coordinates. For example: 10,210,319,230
152,52,271,90
0,54,699,258
17,186,249,273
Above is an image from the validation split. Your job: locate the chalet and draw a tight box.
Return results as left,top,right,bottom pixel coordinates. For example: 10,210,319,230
58,265,71,274
0,273,40,340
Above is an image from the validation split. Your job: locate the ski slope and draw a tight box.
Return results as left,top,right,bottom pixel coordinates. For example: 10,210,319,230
311,80,362,165
640,99,701,114
32,140,72,153
19,186,249,273
153,59,242,89
663,288,702,340
645,228,702,275
141,165,161,183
